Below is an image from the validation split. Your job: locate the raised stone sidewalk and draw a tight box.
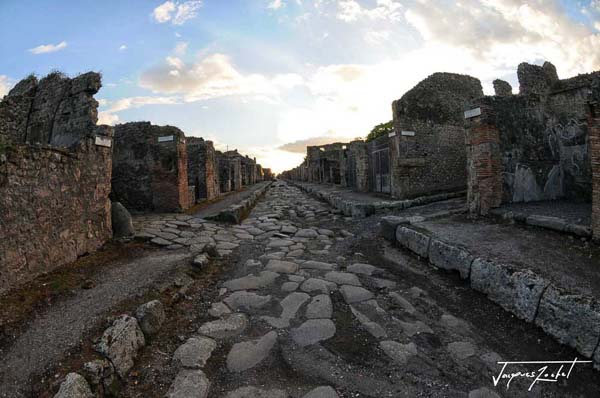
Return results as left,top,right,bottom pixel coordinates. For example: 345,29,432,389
381,214,600,370
287,181,466,218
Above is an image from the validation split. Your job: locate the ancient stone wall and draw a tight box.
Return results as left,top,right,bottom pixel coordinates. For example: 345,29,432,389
187,137,219,202
390,72,482,199
346,140,370,192
0,72,112,295
112,122,191,212
588,82,600,240
466,65,595,215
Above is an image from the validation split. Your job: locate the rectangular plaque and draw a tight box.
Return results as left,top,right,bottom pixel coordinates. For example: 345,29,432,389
94,136,112,147
464,108,482,119
388,132,397,138
401,131,416,136
158,135,174,142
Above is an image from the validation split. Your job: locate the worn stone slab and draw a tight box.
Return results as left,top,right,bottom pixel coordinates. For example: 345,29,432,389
388,292,415,314
346,263,383,276
526,215,566,232
470,259,549,322
340,285,374,304
227,331,278,372
222,271,280,291
173,337,217,369
224,387,287,398
266,259,299,274
302,386,339,398
224,291,272,312
534,285,600,357
54,373,93,398
324,271,361,286
167,369,210,398
350,306,387,338
301,261,335,271
296,229,319,238
262,292,310,328
396,319,433,336
198,314,248,339
396,227,430,258
95,315,145,378
291,319,336,346
282,281,299,292
267,239,295,248
306,294,333,319
447,341,476,360
380,216,407,241
440,314,472,336
380,341,417,365
300,278,337,294
428,239,473,279
209,302,232,317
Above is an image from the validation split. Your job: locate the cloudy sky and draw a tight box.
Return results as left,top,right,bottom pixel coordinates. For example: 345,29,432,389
2,0,600,172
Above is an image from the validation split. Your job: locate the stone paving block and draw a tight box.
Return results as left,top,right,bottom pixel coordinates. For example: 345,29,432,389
380,216,407,241
428,238,473,279
305,294,333,319
198,314,248,339
167,369,210,398
224,291,272,312
302,386,339,398
340,285,374,304
95,315,145,378
534,285,600,357
291,319,336,346
395,227,430,258
347,263,384,276
470,259,549,322
173,337,217,369
227,331,278,372
262,292,310,328
265,260,299,274
324,271,361,286
380,341,417,365
301,261,335,271
300,278,337,294
224,387,287,398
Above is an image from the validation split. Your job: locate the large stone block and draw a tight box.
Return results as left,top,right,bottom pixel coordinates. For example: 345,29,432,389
95,315,146,378
534,285,600,358
428,239,473,279
380,216,408,241
470,259,549,322
395,226,430,258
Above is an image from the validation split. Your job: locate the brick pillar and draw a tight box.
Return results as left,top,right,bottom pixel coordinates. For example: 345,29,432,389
466,107,503,215
588,100,600,240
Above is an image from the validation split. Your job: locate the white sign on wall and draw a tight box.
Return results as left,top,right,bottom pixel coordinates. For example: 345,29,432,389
388,132,397,138
95,136,112,147
401,131,416,136
464,108,482,119
158,135,174,142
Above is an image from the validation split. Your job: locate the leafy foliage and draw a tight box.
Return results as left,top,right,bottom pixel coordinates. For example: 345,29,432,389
366,120,394,142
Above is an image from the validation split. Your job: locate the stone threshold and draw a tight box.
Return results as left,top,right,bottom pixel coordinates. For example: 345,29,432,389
489,208,592,238
207,182,273,224
380,215,600,371
287,181,466,218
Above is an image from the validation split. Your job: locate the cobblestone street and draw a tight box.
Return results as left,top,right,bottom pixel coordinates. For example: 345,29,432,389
119,182,600,398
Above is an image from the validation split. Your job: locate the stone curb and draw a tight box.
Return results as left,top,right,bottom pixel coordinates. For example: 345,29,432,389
380,218,600,370
287,180,466,218
489,209,592,238
208,182,273,224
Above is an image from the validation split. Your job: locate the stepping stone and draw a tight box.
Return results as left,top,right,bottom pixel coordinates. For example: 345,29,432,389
265,259,299,274
300,278,337,294
208,302,231,318
222,271,279,291
305,294,333,319
295,229,319,238
281,282,299,292
224,387,287,398
347,263,383,276
371,278,397,289
167,369,210,398
262,292,310,328
291,319,336,346
173,337,217,369
267,239,294,248
324,271,361,286
468,387,501,398
379,341,417,365
198,314,248,339
396,320,433,337
350,306,387,338
226,331,278,372
301,261,334,271
447,341,476,360
303,386,339,398
224,291,272,312
389,292,416,314
340,285,374,304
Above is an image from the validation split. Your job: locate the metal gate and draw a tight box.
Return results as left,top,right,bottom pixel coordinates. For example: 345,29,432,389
371,136,391,194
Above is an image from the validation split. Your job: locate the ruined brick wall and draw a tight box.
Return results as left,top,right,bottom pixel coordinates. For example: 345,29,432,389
587,83,600,240
112,122,190,212
187,137,219,202
0,72,112,295
391,72,482,199
346,140,369,192
217,151,232,193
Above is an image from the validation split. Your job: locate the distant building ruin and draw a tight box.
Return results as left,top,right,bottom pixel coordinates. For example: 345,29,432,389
0,72,113,294
111,122,191,212
187,137,220,202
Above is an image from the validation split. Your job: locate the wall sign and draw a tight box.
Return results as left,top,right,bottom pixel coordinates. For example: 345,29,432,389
464,108,482,119
388,132,397,138
158,135,174,142
94,136,112,147
401,131,416,136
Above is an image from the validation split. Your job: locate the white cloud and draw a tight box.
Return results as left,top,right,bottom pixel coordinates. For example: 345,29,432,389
28,41,67,55
337,0,403,22
153,1,202,25
174,41,188,55
139,53,303,102
0,75,12,97
119,44,127,51
97,96,180,125
268,0,285,10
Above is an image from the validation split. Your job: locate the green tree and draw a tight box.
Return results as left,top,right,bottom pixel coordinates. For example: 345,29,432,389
366,120,394,142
